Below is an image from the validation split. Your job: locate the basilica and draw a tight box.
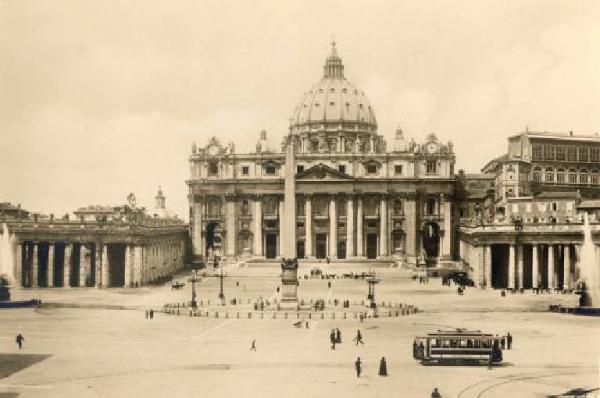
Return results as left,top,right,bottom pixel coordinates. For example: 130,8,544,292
188,43,456,266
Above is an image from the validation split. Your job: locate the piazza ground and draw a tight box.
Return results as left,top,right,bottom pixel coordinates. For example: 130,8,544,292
0,263,598,398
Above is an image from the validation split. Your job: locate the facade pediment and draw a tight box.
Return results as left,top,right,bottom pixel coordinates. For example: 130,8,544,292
296,163,352,180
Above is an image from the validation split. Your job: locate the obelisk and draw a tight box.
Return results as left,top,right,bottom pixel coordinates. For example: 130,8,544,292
280,135,298,307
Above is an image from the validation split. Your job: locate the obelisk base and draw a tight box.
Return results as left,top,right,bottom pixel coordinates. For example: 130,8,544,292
280,258,299,309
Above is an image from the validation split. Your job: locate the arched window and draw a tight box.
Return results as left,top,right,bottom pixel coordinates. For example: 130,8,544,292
544,167,554,183
580,170,588,184
556,168,565,183
568,169,577,184
208,161,219,176
532,166,542,182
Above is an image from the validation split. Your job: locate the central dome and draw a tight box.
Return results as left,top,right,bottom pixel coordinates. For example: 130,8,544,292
290,42,377,136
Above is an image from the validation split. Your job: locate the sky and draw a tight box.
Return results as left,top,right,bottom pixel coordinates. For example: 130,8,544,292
1,0,600,220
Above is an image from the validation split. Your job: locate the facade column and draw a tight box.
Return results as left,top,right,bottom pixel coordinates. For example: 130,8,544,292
31,242,39,288
442,197,452,258
79,245,89,287
14,241,22,287
563,244,571,290
484,245,492,288
356,197,364,257
101,244,109,288
508,244,515,289
253,197,263,257
278,197,284,257
124,245,133,287
192,199,203,260
379,196,388,257
63,243,72,288
346,196,355,258
532,244,539,289
517,245,524,289
548,244,555,289
47,243,55,288
329,196,337,259
305,195,313,258
225,196,236,257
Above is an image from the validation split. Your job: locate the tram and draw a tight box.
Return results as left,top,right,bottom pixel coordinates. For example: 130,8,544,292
413,329,503,365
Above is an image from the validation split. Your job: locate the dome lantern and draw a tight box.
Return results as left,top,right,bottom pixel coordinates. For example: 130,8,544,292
323,40,344,78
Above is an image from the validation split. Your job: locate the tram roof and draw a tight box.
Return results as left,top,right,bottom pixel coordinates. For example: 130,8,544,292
424,329,497,337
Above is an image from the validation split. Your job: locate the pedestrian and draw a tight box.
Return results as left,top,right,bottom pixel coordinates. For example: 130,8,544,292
500,337,505,350
336,328,341,344
149,309,154,319
412,339,418,359
250,339,257,351
488,352,493,370
328,281,331,289
419,341,425,359
145,310,149,319
507,332,512,349
355,357,362,378
431,387,442,398
353,330,364,345
15,333,24,350
326,256,330,265
330,329,336,350
378,356,388,376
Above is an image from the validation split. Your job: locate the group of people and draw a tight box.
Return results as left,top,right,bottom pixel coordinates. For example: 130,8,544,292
330,328,342,349
354,356,388,378
145,309,155,319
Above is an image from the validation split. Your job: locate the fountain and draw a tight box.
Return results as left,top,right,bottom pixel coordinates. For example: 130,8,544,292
0,223,14,301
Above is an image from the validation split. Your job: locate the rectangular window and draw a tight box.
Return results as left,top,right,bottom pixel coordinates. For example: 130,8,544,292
543,144,554,160
241,166,249,175
556,171,565,183
591,147,599,162
265,165,277,175
338,165,346,174
208,162,219,176
532,144,542,160
366,164,377,174
426,160,437,175
394,165,403,175
555,146,565,161
567,146,577,161
569,171,577,183
579,147,589,162
297,165,304,174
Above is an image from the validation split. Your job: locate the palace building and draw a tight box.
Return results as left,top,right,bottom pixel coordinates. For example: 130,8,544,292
460,130,600,290
188,42,457,266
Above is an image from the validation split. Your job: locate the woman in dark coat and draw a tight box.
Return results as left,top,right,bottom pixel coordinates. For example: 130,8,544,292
378,357,388,376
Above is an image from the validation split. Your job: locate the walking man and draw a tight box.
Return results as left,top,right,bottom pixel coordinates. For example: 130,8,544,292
15,333,24,350
250,339,257,351
354,330,364,345
507,332,512,350
330,329,336,350
355,357,362,378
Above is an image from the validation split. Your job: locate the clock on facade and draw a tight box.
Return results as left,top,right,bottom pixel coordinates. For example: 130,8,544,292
426,143,438,154
208,145,220,156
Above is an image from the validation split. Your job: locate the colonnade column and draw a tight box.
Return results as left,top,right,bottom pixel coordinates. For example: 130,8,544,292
508,244,515,289
563,245,571,290
63,244,72,288
225,196,236,257
517,245,524,289
305,195,312,258
253,197,263,257
101,244,109,288
356,197,364,257
548,244,555,289
346,196,355,258
47,243,55,288
79,245,89,287
532,244,539,289
192,199,203,260
14,241,22,287
31,242,39,288
484,245,492,288
133,245,143,286
95,245,102,288
124,245,133,287
329,196,337,259
379,197,387,257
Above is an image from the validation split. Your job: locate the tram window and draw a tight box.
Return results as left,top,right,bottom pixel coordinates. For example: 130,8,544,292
466,340,473,348
460,340,468,348
430,339,438,347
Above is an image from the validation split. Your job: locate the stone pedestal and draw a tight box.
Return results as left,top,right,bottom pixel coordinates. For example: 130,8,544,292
280,258,298,309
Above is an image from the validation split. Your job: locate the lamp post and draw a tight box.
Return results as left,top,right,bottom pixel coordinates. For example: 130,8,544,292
366,272,380,309
217,266,227,305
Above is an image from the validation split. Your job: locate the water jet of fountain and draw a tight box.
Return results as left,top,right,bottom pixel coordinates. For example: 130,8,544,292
578,213,600,306
0,223,15,286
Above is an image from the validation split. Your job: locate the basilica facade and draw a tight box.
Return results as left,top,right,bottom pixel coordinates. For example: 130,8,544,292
187,43,456,266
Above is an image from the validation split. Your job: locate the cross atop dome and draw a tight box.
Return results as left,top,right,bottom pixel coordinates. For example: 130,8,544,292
324,40,344,78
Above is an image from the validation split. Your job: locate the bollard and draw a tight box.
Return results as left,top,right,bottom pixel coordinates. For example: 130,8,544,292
225,312,229,318
353,312,357,319
284,312,288,319
343,312,347,319
215,312,219,318
332,312,335,319
308,313,311,319
321,312,324,319
396,311,399,317
296,312,300,319
206,311,209,317
208,300,210,305
388,311,392,317
248,312,252,319
273,312,276,319
237,312,240,319
261,312,264,319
